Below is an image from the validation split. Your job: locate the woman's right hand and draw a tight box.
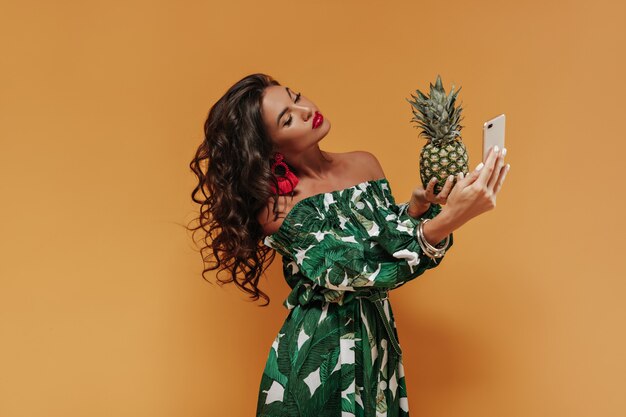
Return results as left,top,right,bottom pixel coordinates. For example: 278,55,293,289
441,145,510,229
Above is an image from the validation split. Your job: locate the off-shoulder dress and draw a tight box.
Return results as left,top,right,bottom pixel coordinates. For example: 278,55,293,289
256,177,454,417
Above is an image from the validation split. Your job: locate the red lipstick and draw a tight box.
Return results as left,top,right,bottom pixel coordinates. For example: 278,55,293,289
312,111,323,129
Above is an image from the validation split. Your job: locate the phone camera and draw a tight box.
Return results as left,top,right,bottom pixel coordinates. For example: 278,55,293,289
488,123,493,128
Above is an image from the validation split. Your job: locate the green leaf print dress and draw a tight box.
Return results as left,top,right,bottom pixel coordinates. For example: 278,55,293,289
257,177,454,417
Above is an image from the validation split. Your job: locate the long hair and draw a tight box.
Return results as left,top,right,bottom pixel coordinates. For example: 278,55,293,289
187,73,298,306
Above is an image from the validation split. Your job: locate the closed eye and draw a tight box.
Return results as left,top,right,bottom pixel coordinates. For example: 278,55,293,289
284,92,301,127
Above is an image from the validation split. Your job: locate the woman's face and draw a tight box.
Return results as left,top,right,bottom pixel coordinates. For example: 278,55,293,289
260,85,330,153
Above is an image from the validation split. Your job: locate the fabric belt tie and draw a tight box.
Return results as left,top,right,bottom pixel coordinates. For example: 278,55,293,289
354,289,403,356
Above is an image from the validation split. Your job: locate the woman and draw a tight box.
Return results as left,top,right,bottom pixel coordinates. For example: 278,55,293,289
189,73,510,416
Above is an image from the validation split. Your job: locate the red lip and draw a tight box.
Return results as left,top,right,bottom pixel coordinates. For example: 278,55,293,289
312,112,323,129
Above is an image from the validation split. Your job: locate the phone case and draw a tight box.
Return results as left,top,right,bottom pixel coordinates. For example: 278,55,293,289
483,114,506,161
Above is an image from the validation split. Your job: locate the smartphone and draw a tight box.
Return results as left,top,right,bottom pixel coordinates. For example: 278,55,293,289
483,114,506,162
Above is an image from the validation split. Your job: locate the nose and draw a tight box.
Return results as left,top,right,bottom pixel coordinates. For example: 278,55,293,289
300,106,313,121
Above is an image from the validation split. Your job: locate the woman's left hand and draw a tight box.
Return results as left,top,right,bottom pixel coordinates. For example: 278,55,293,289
408,175,456,217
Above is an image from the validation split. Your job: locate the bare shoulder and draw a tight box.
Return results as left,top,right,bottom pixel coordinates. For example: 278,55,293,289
347,150,386,180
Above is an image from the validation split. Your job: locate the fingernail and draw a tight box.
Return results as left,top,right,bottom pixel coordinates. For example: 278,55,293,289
448,175,453,181
502,147,507,156
494,145,499,153
476,162,484,171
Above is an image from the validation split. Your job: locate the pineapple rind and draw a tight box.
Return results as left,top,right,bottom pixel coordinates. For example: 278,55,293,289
419,140,469,195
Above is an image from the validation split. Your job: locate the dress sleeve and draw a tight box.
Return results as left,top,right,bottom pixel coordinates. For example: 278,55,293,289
264,198,454,292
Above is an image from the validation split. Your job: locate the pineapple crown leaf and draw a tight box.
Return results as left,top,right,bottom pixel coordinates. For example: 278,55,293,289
406,74,465,145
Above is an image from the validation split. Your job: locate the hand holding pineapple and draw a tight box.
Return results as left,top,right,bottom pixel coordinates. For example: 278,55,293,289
407,175,457,217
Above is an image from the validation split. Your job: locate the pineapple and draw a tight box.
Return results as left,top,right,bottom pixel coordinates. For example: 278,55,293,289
406,74,469,195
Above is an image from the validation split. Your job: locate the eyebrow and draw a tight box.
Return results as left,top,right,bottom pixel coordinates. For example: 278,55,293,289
276,87,294,127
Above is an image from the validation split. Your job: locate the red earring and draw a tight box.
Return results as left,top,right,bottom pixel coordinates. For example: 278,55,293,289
270,152,299,195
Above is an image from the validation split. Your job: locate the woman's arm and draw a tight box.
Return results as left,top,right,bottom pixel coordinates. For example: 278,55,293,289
420,208,459,246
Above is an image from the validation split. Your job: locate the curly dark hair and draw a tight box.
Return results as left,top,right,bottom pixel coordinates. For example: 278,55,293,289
187,73,299,307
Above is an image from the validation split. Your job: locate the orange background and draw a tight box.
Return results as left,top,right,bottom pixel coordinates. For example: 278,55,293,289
1,1,625,416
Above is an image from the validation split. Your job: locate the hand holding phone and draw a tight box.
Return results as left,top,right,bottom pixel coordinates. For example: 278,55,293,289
439,122,511,232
